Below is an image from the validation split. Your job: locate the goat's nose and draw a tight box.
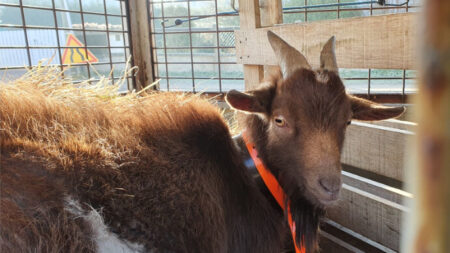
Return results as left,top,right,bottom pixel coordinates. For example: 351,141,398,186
319,176,341,195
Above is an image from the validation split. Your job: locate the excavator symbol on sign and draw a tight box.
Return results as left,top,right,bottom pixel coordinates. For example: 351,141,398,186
62,34,98,65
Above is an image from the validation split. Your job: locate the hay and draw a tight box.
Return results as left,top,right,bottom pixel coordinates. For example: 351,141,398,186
0,63,167,168
0,63,237,170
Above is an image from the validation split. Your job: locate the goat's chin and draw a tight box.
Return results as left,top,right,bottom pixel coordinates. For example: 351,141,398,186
317,197,339,207
305,189,340,208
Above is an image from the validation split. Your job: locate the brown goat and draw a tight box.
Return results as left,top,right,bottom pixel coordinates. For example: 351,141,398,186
0,32,404,253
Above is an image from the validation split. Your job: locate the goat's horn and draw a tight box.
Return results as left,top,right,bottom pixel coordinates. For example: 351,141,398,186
267,30,311,79
320,36,338,73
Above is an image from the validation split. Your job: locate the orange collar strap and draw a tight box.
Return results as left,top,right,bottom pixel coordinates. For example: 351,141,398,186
242,131,305,253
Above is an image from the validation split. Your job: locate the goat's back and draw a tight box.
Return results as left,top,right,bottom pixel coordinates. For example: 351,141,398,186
0,84,284,253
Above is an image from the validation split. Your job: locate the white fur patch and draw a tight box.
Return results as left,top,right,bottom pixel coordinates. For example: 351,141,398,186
65,197,144,253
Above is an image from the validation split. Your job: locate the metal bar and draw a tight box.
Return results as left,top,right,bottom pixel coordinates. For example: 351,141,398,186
214,0,222,92
151,30,240,35
153,76,243,80
187,0,195,92
152,46,234,49
0,46,130,49
78,0,91,80
338,0,341,19
103,0,113,80
18,0,32,67
305,0,308,22
51,0,63,71
146,0,157,84
150,0,213,3
123,0,135,90
0,3,126,17
152,13,239,19
160,1,169,91
280,5,419,15
0,24,133,33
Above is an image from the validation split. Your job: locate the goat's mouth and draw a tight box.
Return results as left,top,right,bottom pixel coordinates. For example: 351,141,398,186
306,180,341,207
315,190,340,206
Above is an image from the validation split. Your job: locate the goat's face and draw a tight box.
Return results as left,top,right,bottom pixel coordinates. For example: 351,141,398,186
226,31,405,207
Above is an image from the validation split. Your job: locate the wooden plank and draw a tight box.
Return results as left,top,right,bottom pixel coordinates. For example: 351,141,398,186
260,0,283,79
404,0,450,252
128,0,154,91
327,171,410,251
341,171,412,205
260,0,282,27
341,121,414,182
321,220,391,253
239,0,261,30
242,66,264,90
329,188,402,251
238,0,263,90
368,119,416,132
235,13,417,70
320,231,364,253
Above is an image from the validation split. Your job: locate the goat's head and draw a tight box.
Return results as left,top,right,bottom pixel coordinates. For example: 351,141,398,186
226,31,405,207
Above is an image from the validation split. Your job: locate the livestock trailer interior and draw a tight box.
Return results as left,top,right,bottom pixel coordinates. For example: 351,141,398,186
0,0,449,252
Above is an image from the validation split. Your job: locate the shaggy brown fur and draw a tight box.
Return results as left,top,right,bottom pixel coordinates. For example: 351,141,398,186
0,73,287,252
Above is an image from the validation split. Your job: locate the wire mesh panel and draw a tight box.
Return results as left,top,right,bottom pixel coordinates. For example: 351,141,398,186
149,0,420,101
149,0,242,92
0,0,132,91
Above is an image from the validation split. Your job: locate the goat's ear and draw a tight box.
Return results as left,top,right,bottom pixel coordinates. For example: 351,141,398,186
349,95,405,121
226,89,272,114
267,30,311,79
320,36,338,73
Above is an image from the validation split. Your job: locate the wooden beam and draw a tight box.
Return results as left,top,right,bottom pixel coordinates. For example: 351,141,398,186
342,121,414,182
127,0,154,91
404,0,450,252
235,13,418,70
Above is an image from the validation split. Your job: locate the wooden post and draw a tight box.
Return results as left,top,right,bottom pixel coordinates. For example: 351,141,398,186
404,0,450,252
260,0,283,78
127,0,154,91
237,0,283,90
236,0,283,130
238,0,263,90
260,0,283,27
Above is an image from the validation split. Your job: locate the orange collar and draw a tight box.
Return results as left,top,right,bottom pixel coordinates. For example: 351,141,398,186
242,131,305,253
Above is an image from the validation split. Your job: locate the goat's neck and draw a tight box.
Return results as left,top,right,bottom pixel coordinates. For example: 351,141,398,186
244,115,279,176
244,114,324,252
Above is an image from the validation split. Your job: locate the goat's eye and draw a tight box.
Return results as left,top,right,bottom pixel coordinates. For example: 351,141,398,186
274,117,286,127
347,121,352,125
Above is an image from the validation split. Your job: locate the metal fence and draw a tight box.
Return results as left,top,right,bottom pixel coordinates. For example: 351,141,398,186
149,0,420,102
0,0,132,91
149,0,241,93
